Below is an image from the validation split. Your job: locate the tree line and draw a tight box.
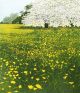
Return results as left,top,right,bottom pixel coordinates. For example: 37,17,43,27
0,4,32,24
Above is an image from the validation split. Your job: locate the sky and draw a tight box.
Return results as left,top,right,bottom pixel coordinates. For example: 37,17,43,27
0,0,32,21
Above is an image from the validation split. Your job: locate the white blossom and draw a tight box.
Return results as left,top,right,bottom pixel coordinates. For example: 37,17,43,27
22,0,80,27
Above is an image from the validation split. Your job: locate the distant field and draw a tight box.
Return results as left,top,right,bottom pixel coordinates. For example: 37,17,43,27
0,24,80,93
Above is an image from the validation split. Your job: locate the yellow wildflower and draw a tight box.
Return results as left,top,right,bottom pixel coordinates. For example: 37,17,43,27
16,74,19,77
24,71,28,75
11,81,16,84
6,61,9,66
42,77,46,79
63,76,67,80
7,92,12,93
69,82,74,85
14,90,19,92
28,85,34,89
33,87,37,91
31,76,34,79
70,68,75,71
42,69,45,72
35,84,42,89
2,88,4,90
8,86,11,88
13,62,16,64
36,78,40,81
18,85,22,88
34,68,37,71
3,77,6,80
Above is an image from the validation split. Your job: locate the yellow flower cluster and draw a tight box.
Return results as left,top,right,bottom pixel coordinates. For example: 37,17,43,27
28,84,42,90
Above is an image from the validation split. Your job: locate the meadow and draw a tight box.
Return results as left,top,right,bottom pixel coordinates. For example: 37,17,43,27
0,24,80,93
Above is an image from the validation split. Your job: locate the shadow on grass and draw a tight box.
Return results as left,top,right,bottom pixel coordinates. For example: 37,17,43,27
14,26,44,30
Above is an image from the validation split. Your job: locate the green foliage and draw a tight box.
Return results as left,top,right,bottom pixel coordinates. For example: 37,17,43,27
25,4,32,10
2,13,18,24
12,4,32,24
12,16,22,24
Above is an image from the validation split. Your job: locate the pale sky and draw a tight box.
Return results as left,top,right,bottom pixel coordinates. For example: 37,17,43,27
0,0,32,21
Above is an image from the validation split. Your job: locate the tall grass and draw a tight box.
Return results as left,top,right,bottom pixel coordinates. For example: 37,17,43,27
0,24,80,93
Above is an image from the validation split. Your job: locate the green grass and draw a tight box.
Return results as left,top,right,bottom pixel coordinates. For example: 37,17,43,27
0,24,80,93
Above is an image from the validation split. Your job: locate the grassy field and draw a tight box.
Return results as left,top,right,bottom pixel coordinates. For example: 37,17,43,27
0,24,80,93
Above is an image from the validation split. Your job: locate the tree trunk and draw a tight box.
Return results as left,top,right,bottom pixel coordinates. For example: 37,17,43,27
44,23,49,28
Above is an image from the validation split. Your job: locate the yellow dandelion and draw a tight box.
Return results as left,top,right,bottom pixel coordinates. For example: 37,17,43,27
35,84,42,89
69,82,74,85
9,74,12,77
31,76,34,79
16,74,19,77
10,68,14,71
8,86,11,88
24,71,28,75
14,90,19,92
18,85,22,88
61,61,64,64
42,69,45,72
8,71,11,74
70,68,75,71
56,60,59,64
33,87,37,91
14,76,17,79
3,59,6,62
3,77,7,80
42,77,46,79
73,65,75,68
31,52,34,55
65,73,68,76
36,78,40,81
0,58,3,60
63,76,67,80
34,68,37,71
7,92,12,93
28,85,34,89
30,71,32,74
6,61,9,66
14,71,18,73
14,90,19,93
13,62,16,64
11,81,16,84
2,88,4,90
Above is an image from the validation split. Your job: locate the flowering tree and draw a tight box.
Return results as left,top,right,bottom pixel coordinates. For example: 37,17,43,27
22,0,80,28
